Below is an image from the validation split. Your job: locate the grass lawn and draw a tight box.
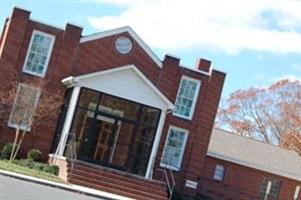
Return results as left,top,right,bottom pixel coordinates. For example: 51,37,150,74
0,159,65,183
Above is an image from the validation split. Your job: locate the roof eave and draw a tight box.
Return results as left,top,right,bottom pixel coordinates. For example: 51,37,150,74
207,151,301,182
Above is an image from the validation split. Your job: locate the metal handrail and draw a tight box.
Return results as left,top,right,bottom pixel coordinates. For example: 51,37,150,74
168,169,176,199
156,168,176,199
65,132,77,181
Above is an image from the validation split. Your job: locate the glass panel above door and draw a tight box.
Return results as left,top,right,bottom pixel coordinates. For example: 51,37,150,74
99,94,140,121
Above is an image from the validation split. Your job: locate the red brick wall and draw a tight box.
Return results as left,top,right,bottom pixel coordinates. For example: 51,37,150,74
0,8,226,198
0,8,82,159
77,33,225,195
199,156,301,200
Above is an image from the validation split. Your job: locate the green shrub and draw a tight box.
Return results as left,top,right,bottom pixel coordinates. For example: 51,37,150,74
33,162,47,171
12,155,59,176
1,143,14,159
44,165,59,175
27,149,42,161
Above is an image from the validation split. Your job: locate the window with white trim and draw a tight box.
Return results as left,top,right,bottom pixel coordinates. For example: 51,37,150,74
213,164,225,181
173,76,201,120
23,30,55,77
160,126,188,170
8,84,40,131
259,177,281,200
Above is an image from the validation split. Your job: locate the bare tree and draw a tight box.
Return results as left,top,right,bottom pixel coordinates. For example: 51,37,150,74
0,67,64,160
0,66,19,126
216,79,301,145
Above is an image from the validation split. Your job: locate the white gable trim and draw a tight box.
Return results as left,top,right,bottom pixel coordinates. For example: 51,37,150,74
207,151,301,182
80,26,163,68
64,64,174,110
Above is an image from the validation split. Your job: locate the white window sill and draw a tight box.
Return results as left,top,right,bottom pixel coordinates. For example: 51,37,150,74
8,123,31,132
172,112,193,120
159,162,180,171
22,69,45,78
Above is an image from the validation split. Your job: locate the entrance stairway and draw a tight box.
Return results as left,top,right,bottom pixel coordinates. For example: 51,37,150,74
67,160,169,200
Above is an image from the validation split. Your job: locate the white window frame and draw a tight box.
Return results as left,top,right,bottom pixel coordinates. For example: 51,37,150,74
8,83,41,131
213,164,225,182
160,125,189,171
22,30,55,77
173,75,201,120
259,177,281,199
294,185,300,200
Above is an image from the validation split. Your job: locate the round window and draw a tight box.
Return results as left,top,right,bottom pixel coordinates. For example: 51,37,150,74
115,36,133,54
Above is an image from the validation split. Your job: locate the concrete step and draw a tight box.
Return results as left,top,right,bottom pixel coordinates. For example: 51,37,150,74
70,162,167,191
69,168,168,197
70,173,168,200
67,162,169,200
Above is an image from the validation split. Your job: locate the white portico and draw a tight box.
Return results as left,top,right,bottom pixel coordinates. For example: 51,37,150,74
54,64,174,178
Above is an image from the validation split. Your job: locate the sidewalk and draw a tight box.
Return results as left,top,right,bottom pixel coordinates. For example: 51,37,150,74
0,169,133,200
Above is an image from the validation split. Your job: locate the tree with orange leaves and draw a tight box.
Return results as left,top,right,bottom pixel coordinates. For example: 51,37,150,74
216,79,301,145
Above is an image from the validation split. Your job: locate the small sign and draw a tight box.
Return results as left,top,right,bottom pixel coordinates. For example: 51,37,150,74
185,180,198,189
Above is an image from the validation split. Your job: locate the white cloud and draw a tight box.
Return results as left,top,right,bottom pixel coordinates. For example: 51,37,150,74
88,0,301,54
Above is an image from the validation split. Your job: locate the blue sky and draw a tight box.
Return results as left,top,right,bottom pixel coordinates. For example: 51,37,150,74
1,0,301,98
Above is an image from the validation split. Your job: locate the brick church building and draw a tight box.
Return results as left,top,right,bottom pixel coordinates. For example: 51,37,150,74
0,7,300,200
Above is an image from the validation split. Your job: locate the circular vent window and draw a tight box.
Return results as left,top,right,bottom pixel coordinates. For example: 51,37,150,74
115,36,133,54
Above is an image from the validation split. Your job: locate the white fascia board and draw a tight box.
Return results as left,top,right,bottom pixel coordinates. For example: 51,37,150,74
179,65,211,76
64,21,84,29
211,67,227,75
72,64,174,110
164,53,181,60
80,26,163,68
207,151,301,182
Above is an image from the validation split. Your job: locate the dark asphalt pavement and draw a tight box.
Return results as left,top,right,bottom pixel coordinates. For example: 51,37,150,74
0,175,104,200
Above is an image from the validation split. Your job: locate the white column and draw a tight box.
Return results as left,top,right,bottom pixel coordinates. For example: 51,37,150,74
56,86,81,156
145,109,167,178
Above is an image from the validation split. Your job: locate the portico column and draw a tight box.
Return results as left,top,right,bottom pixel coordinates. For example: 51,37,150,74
55,86,81,156
145,109,167,178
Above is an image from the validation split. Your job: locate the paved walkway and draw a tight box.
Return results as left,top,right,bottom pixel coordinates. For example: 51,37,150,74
0,174,103,200
0,170,133,200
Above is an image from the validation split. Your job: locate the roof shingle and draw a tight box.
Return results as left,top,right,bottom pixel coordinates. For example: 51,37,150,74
208,128,301,181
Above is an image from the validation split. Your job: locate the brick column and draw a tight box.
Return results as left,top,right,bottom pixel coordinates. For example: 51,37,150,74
182,69,226,196
0,7,30,76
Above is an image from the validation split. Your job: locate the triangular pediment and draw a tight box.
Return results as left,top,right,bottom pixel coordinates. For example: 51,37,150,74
72,65,173,110
80,26,162,68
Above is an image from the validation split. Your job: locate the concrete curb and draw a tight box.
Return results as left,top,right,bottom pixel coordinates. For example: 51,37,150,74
0,170,134,200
